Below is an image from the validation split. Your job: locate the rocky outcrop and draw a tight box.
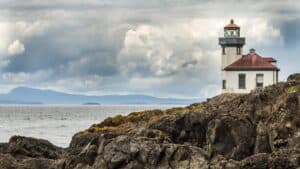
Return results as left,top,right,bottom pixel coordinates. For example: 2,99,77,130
207,116,256,160
288,73,300,82
0,136,64,169
0,73,300,168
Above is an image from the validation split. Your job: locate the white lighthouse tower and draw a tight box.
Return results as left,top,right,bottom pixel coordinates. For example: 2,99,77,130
219,19,245,70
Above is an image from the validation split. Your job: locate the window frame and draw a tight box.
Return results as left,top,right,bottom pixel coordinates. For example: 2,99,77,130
256,74,264,88
238,74,246,89
222,80,226,89
237,47,241,55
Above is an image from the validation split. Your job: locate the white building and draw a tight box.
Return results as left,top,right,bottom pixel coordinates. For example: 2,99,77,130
219,20,280,93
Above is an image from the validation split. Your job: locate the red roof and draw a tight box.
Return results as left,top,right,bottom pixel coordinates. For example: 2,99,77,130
225,19,240,29
263,57,277,62
224,51,279,71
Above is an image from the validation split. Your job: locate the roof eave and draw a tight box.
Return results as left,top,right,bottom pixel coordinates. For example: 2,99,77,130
224,67,280,71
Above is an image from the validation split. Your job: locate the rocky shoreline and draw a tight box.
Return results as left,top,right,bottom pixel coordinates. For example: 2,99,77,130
0,73,300,169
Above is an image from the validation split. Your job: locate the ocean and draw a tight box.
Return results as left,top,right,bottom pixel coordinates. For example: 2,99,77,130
0,104,176,147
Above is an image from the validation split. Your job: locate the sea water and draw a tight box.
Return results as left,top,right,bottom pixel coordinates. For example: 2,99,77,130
0,104,176,147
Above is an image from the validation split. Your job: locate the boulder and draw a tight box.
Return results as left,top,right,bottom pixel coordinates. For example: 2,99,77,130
254,122,272,154
207,115,256,160
288,73,300,82
7,136,63,159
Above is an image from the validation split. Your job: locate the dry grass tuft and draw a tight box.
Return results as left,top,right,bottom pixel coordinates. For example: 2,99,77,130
286,84,300,93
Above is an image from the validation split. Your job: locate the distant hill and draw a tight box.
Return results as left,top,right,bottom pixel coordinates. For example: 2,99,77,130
0,87,200,105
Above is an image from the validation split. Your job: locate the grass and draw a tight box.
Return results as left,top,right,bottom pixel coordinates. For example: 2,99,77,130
286,84,300,93
79,103,208,135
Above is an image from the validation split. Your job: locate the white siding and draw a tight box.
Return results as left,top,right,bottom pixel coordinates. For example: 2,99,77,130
221,47,243,69
222,70,278,93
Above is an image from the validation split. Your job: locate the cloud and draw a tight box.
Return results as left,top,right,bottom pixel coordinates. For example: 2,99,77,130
0,22,11,56
117,21,219,78
0,20,51,58
7,40,25,55
1,69,53,84
239,18,282,47
117,18,281,77
15,21,51,38
0,0,298,98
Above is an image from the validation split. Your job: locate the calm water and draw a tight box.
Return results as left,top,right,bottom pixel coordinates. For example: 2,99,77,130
0,105,175,147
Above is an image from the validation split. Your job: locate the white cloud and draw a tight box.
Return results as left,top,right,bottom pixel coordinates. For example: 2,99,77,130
118,23,213,77
7,40,25,55
15,21,51,38
239,18,282,46
0,20,50,57
0,22,11,56
1,70,53,83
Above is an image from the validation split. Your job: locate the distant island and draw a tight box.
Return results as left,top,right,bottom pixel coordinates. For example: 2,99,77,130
82,102,101,105
0,87,200,105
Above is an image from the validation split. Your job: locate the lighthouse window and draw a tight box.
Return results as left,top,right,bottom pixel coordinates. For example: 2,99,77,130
238,74,246,89
222,80,226,89
256,74,264,88
222,47,225,54
237,47,241,55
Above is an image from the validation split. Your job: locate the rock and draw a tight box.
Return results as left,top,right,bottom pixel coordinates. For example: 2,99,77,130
254,122,272,154
1,73,300,168
0,143,8,154
0,154,18,169
240,153,269,169
209,155,240,169
288,73,300,82
207,116,256,160
7,136,63,159
69,132,101,155
237,149,300,169
21,158,63,169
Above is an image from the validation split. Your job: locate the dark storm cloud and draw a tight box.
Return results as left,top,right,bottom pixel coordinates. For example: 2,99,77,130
280,19,300,48
3,16,125,79
0,0,299,97
1,0,207,11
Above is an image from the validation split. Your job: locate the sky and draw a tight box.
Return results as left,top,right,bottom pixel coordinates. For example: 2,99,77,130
0,0,299,98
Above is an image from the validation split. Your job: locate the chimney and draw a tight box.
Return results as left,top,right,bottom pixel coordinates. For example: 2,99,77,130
249,48,256,55
230,19,234,24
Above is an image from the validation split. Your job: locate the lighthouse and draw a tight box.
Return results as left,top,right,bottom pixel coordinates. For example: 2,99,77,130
219,19,279,93
219,19,245,70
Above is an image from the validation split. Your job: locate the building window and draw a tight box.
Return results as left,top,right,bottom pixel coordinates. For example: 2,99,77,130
222,47,225,55
237,47,241,55
222,80,226,89
256,74,264,88
238,74,246,89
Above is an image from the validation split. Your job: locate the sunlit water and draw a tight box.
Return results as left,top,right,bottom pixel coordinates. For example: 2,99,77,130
0,104,177,147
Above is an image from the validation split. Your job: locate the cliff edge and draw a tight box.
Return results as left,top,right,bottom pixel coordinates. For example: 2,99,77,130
0,73,300,169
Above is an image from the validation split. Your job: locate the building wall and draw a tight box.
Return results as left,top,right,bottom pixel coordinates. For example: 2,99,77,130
221,47,243,70
222,70,278,93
